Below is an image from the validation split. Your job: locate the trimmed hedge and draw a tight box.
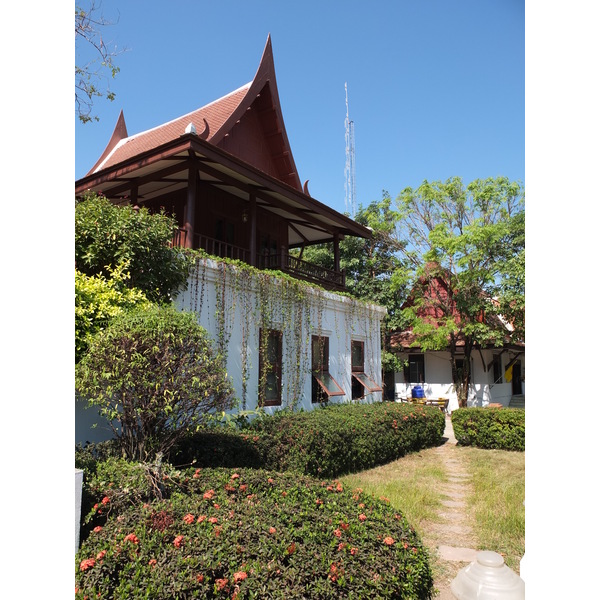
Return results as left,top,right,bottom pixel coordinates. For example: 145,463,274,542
451,407,525,451
174,402,446,478
76,462,434,599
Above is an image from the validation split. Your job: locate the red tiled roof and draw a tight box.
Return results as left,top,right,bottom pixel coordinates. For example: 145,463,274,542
89,84,251,175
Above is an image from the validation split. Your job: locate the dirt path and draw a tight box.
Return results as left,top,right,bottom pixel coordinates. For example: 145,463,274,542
420,415,479,600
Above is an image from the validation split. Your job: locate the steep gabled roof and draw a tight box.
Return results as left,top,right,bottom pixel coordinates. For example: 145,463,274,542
86,35,302,190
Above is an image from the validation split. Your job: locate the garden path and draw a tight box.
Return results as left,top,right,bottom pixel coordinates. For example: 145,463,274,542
421,415,479,600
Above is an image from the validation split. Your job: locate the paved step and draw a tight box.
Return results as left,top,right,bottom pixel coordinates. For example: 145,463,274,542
509,394,525,409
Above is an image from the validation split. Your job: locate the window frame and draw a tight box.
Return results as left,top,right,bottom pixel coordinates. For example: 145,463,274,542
351,339,382,399
259,328,283,407
404,354,425,384
311,335,344,403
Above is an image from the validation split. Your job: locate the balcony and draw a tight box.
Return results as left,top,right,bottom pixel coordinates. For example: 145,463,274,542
172,230,345,291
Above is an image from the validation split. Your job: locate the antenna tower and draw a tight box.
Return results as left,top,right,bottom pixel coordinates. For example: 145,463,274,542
344,82,356,217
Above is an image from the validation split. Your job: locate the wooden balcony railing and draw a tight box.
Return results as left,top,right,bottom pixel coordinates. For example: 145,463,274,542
171,229,345,291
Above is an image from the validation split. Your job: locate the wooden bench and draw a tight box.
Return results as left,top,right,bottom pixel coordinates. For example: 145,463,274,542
425,398,449,414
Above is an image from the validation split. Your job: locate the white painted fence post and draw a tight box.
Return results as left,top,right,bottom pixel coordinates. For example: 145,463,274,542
75,469,84,552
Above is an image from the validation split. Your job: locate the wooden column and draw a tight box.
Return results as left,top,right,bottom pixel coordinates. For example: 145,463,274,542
184,159,197,249
249,194,257,266
333,233,341,274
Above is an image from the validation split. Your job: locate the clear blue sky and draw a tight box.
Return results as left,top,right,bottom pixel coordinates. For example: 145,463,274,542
75,0,524,217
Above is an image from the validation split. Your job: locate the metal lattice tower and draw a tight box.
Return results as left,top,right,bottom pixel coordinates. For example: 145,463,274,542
344,82,356,217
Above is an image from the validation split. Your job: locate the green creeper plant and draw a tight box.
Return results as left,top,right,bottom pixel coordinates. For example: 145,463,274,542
76,304,236,461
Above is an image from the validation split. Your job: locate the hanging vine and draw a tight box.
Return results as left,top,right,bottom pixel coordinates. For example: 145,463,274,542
180,252,383,412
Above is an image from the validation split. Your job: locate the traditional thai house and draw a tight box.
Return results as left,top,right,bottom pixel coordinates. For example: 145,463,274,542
75,35,367,292
387,268,524,412
75,36,386,444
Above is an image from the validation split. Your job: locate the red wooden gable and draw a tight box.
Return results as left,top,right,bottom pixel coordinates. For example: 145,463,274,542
87,36,302,191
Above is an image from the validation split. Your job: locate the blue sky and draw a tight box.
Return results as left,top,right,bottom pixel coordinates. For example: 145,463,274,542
75,0,524,217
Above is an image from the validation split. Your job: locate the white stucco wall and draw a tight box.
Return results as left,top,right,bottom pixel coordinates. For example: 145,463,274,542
393,349,524,413
75,258,387,444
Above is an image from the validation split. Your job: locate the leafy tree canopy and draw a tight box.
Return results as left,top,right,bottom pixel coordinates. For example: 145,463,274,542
76,305,236,461
75,192,192,303
393,176,524,405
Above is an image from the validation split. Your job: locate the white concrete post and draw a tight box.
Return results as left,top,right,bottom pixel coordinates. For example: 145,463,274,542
75,469,84,552
451,550,524,599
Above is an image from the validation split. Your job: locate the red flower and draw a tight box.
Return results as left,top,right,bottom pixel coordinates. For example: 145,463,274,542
239,484,247,492
173,535,184,548
350,547,358,555
359,514,367,522
208,517,218,524
333,529,342,538
183,514,195,524
268,478,274,484
193,468,201,478
203,489,215,500
216,578,228,590
79,558,95,571
124,533,139,544
93,526,102,533
383,536,395,546
340,522,349,530
197,515,207,523
233,571,248,583
269,527,277,534
337,542,346,551
231,473,240,480
287,542,296,555
213,503,220,509
101,496,110,505
149,559,157,567
96,550,107,561
336,482,343,492
196,574,204,583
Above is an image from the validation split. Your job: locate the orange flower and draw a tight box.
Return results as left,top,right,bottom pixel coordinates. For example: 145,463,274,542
233,571,248,583
203,489,215,500
93,526,102,533
350,547,358,555
197,515,206,523
336,482,343,492
383,536,395,546
239,484,247,492
149,559,157,567
208,517,218,524
287,542,296,555
96,550,106,561
101,496,110,505
333,529,342,538
359,514,367,522
196,574,204,582
269,527,277,534
340,522,349,530
231,473,240,480
183,513,195,524
173,535,184,548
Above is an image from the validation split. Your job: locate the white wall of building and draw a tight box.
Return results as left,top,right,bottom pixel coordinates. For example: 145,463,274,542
75,258,387,445
393,349,524,413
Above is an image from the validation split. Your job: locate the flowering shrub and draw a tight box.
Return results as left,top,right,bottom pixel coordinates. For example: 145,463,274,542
451,407,525,451
175,402,445,478
76,465,434,599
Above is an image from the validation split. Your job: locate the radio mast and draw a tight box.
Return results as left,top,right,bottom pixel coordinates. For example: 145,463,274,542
344,82,356,218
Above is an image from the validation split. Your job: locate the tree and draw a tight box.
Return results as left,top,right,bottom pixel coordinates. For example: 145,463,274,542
76,305,236,461
75,192,192,303
393,176,524,406
294,196,409,373
75,1,124,123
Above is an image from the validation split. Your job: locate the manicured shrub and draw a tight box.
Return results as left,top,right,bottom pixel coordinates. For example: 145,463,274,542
75,192,192,303
451,407,524,451
76,305,235,461
76,464,434,599
175,402,445,478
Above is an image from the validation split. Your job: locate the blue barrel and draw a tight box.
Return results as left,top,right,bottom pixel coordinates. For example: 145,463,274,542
412,385,424,398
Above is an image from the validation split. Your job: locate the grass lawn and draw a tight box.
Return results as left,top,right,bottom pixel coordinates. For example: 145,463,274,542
341,444,525,573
